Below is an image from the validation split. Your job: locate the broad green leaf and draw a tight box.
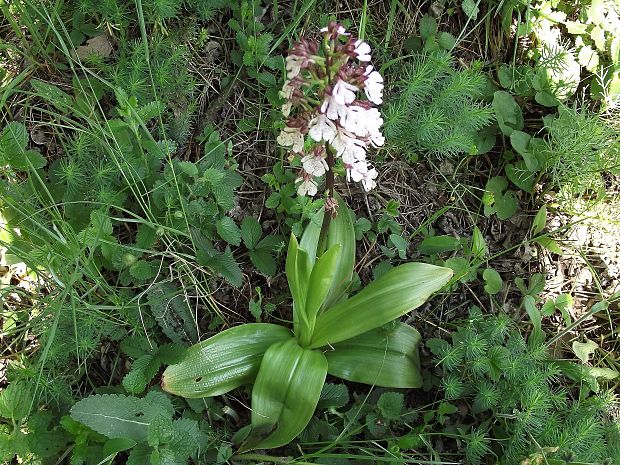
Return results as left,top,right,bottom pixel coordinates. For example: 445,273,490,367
216,217,241,246
377,392,405,420
523,295,544,345
300,243,341,347
102,438,137,459
317,383,349,409
471,226,487,258
241,339,327,451
419,15,437,40
418,235,461,254
309,263,452,349
162,324,292,398
70,392,173,442
482,268,503,295
323,201,356,308
0,382,32,421
286,234,311,336
505,162,536,193
572,339,598,364
492,90,524,136
533,236,562,254
531,205,547,235
241,217,262,250
300,198,356,309
325,323,422,388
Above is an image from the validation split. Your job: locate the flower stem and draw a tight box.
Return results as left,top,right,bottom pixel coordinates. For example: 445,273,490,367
317,145,335,254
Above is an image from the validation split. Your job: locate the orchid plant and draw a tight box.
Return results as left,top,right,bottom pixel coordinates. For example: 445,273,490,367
161,24,453,452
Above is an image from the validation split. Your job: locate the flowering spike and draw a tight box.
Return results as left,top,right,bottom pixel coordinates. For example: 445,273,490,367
276,24,385,195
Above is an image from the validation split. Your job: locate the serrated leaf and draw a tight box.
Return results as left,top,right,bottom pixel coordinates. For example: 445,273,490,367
135,224,157,249
162,324,292,398
241,216,262,250
419,15,437,40
122,354,161,395
438,32,456,50
462,0,479,19
70,394,173,442
216,216,241,246
198,247,243,287
157,343,186,365
317,383,349,410
249,249,277,276
0,382,32,421
178,161,198,177
147,283,198,343
377,392,404,421
129,260,157,281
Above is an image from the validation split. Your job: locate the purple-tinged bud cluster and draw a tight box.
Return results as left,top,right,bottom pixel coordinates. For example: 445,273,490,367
276,22,385,196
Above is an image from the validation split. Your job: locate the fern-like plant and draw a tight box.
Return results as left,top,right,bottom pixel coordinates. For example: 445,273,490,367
384,51,493,159
427,307,620,465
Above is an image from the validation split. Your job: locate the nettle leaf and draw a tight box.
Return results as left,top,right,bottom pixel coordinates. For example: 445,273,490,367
135,224,157,249
317,383,349,410
129,260,158,281
241,216,262,250
216,217,241,246
70,392,174,443
198,247,243,287
377,392,405,421
146,282,198,344
249,249,277,276
122,354,161,395
462,0,480,19
419,15,437,40
0,382,32,421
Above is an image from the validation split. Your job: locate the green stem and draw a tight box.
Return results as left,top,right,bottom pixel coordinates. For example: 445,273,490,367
317,145,335,255
232,453,294,464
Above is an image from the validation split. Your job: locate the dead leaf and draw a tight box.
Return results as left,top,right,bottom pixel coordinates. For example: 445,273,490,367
75,35,113,60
